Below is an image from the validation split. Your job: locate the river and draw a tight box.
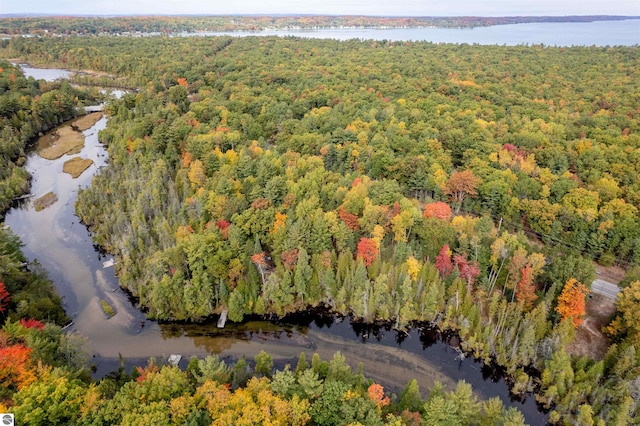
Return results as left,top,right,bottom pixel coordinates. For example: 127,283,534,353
5,64,547,423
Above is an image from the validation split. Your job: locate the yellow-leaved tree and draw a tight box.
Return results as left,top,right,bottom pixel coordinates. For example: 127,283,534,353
606,280,640,346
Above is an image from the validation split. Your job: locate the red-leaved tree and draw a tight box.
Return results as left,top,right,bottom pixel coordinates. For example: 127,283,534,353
216,219,231,239
435,245,453,277
454,253,480,295
357,238,378,266
19,318,45,330
339,207,360,231
516,264,537,309
0,282,10,313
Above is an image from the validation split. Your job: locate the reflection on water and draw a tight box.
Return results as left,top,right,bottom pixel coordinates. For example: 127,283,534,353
3,76,546,424
181,20,640,46
17,64,72,81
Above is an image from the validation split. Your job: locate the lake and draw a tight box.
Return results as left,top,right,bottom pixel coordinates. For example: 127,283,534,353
182,19,640,46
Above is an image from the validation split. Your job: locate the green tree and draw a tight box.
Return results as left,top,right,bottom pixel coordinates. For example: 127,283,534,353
254,350,274,378
397,379,423,412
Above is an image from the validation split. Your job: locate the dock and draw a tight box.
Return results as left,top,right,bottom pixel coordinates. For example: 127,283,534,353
102,258,115,269
217,309,228,328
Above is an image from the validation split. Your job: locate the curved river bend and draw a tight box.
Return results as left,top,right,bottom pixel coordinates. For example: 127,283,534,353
4,65,546,423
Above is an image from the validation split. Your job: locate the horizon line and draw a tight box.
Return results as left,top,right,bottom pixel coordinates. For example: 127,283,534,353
2,13,639,19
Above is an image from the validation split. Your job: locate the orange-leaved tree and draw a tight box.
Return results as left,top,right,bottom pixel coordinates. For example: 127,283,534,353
423,201,452,221
251,252,267,284
357,238,378,267
445,170,480,213
0,342,36,395
556,278,590,327
367,383,390,409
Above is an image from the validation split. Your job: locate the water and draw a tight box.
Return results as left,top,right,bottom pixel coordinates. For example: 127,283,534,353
182,19,640,46
5,66,548,423
16,64,72,80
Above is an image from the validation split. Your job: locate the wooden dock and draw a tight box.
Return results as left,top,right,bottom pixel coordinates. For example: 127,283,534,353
217,309,228,328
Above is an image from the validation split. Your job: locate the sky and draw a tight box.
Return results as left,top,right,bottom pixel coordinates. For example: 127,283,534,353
3,0,640,17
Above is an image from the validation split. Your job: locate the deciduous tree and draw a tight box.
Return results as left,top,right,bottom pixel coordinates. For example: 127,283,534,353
516,264,537,309
556,278,590,327
445,170,480,213
357,238,378,267
606,280,640,346
0,282,9,313
435,245,453,277
423,201,452,221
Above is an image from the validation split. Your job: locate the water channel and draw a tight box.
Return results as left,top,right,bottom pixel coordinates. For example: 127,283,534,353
4,64,547,423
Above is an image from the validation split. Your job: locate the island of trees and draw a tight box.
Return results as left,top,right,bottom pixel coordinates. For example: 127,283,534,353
1,22,640,425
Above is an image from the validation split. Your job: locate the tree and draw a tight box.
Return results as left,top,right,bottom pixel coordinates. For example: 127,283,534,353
187,159,206,188
423,201,452,221
12,366,86,425
294,248,312,303
367,383,390,409
295,352,309,375
0,343,36,397
515,263,537,310
338,207,360,231
250,252,267,285
297,368,324,399
19,318,45,330
254,350,273,378
194,355,231,384
435,245,453,277
606,280,640,346
397,379,423,412
445,170,480,213
231,357,251,389
454,253,480,295
556,278,590,327
406,256,422,281
357,238,378,267
0,281,9,313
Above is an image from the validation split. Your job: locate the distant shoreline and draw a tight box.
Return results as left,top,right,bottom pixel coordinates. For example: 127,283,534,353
1,15,639,36
2,14,639,20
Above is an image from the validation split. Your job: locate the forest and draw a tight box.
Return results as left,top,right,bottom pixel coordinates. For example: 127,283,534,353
0,60,495,426
1,31,640,424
